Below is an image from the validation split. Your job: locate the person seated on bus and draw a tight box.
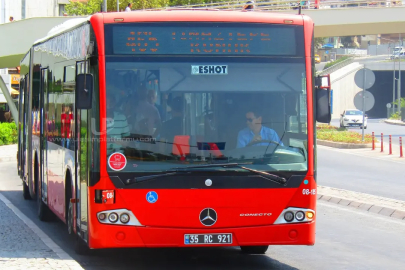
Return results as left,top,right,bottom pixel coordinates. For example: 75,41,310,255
236,109,283,148
160,96,184,145
133,85,161,137
106,94,130,155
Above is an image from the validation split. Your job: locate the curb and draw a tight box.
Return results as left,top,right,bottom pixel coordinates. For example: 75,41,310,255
317,139,371,149
0,157,14,162
384,120,405,126
317,193,405,220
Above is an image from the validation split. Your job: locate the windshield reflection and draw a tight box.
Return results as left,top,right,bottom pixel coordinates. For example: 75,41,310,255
105,60,308,173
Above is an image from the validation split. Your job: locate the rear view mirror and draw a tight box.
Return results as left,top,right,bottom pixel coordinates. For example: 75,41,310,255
316,88,331,123
76,74,93,109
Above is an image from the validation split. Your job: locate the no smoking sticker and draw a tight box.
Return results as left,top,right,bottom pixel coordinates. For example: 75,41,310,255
108,152,127,171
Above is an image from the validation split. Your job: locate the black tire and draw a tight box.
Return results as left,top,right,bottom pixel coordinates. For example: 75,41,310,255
75,234,91,255
22,180,31,200
36,163,52,221
240,245,269,254
66,177,74,236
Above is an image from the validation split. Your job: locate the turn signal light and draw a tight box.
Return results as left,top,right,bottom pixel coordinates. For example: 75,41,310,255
306,211,314,219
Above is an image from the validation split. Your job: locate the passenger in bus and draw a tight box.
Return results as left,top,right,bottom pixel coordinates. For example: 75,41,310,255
133,86,161,136
236,109,283,148
106,94,130,154
160,96,184,144
147,89,164,122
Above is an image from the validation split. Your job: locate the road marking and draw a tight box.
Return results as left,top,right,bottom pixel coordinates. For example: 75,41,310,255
0,192,84,270
318,200,405,226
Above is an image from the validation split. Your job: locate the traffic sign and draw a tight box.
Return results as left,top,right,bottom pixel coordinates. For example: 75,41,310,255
354,68,375,90
354,91,375,112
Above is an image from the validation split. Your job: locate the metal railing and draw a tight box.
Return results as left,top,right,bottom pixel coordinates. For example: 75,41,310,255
149,0,403,11
316,57,354,75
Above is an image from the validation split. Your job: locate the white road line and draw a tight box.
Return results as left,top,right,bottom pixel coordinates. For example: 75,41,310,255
318,200,405,226
0,192,84,270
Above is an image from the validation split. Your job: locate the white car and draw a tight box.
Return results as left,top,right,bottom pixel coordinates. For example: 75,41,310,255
340,109,368,129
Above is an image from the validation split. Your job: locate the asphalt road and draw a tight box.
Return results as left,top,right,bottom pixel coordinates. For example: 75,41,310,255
0,160,405,269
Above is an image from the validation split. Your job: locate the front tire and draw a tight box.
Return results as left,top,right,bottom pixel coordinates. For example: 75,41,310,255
240,245,269,254
36,163,52,221
22,180,31,200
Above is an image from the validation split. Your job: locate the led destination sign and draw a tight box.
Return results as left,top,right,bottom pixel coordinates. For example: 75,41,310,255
109,24,301,56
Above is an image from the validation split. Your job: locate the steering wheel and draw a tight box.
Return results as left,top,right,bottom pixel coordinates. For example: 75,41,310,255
246,139,282,147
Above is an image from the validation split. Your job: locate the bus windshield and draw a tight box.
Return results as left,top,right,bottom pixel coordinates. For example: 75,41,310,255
104,23,308,176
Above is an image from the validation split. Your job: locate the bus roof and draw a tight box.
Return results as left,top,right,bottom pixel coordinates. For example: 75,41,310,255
33,10,308,46
101,10,306,25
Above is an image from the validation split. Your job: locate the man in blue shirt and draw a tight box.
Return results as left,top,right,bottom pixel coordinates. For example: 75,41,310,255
237,109,283,148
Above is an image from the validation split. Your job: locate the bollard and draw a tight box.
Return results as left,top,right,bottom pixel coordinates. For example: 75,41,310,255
389,135,392,155
381,133,384,152
372,132,375,150
400,137,403,158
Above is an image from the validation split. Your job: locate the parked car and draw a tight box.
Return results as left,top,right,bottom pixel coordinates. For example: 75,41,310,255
340,109,368,129
315,54,321,63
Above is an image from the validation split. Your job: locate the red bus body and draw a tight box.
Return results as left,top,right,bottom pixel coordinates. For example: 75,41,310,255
18,10,316,252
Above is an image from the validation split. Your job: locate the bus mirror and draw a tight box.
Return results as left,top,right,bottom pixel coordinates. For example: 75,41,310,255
76,74,93,109
316,88,331,123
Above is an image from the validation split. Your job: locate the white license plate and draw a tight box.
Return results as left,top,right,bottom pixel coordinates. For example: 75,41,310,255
184,233,232,245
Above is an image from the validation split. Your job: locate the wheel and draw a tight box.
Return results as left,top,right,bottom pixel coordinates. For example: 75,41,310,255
240,245,269,254
364,126,367,129
22,180,31,200
36,163,52,221
75,233,91,255
67,200,74,235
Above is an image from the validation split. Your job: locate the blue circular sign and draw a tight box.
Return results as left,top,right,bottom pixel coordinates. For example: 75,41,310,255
146,191,158,203
304,180,309,185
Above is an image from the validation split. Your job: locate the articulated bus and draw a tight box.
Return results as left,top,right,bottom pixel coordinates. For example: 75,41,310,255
18,10,330,254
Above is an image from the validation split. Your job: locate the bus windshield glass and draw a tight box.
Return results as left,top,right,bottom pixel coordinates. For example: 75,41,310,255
104,23,308,176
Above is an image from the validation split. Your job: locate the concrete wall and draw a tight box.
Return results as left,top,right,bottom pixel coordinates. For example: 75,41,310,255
330,62,364,119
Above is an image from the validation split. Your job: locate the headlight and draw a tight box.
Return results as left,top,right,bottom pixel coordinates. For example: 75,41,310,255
284,211,294,222
98,213,106,221
120,213,130,224
295,211,305,221
108,212,118,223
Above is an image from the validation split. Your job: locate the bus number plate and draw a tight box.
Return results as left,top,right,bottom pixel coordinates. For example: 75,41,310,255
184,234,232,245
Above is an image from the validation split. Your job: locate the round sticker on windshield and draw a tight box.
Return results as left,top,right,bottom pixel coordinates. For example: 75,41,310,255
108,152,127,171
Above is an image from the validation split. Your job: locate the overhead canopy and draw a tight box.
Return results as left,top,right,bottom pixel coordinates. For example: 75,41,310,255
0,17,83,69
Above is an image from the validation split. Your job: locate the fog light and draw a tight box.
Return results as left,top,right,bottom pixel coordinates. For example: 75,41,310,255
284,211,294,222
306,211,314,219
108,212,118,223
98,213,106,221
295,211,305,221
120,213,130,224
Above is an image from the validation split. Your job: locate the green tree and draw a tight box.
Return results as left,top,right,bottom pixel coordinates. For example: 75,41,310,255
314,37,325,49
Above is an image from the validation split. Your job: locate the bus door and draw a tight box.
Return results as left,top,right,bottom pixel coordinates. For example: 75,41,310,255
41,68,49,200
75,60,90,240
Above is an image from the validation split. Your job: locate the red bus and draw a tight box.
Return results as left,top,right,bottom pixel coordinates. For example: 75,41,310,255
18,10,330,254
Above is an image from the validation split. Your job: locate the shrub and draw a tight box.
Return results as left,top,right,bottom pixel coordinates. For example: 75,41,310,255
0,122,18,145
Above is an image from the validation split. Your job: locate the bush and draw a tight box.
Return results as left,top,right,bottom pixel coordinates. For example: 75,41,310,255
0,122,18,145
390,112,401,120
317,124,372,144
324,56,352,69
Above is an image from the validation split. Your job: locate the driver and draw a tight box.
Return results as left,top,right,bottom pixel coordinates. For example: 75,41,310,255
236,109,283,148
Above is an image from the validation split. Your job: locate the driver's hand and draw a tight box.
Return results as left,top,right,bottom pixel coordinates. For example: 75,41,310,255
253,135,262,142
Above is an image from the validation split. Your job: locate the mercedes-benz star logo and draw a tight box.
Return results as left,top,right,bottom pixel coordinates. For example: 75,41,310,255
199,208,217,226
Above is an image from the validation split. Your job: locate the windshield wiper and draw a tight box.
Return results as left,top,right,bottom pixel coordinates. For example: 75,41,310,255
168,163,287,185
125,163,287,186
125,171,190,185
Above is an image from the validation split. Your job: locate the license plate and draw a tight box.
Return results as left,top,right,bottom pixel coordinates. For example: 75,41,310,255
184,233,232,245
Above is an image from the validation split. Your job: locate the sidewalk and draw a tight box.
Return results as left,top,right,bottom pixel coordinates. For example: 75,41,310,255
0,193,83,270
0,144,17,162
384,119,405,126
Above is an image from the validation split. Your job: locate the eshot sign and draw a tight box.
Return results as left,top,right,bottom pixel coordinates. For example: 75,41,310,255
191,65,228,75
